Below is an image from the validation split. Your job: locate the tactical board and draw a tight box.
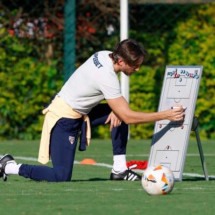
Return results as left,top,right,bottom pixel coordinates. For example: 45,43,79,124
148,66,203,181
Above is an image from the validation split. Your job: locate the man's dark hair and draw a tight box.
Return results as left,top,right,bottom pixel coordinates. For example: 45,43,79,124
109,39,148,67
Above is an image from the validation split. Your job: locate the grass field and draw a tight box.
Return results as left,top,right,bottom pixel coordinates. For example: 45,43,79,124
0,138,215,215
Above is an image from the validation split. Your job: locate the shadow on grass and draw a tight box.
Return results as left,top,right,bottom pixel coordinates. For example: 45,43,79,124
182,177,215,181
72,178,110,182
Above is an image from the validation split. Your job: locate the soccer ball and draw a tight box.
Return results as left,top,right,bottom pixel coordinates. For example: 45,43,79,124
141,165,175,195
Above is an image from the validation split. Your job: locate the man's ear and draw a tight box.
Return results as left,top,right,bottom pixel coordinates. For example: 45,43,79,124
117,58,124,66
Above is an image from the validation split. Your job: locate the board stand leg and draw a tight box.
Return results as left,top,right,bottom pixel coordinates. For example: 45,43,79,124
192,116,209,181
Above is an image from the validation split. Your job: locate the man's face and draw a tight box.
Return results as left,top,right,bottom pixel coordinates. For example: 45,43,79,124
117,58,142,76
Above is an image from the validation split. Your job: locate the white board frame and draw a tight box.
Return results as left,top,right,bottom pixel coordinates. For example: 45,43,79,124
148,65,203,181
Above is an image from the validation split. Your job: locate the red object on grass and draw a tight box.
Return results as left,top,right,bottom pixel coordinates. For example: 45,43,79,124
126,160,148,170
80,158,96,165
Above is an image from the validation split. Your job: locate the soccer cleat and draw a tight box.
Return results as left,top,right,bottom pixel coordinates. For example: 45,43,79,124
0,154,15,182
110,169,141,181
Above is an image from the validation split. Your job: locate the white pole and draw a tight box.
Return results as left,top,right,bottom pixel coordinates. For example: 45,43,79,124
120,0,129,102
120,0,130,139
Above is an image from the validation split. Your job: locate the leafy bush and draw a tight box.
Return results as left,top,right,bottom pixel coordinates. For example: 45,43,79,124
168,3,215,138
1,3,214,140
129,66,157,139
0,28,63,139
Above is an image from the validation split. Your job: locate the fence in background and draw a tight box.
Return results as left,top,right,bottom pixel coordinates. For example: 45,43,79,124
0,0,214,139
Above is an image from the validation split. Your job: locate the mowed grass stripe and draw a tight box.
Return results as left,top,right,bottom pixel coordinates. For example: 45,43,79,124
0,139,215,215
1,154,214,180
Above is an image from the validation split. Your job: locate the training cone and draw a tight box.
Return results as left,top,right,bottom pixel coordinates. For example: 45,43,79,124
80,158,96,165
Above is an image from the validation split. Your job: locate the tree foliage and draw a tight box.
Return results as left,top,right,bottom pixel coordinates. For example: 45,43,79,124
168,3,215,138
0,1,214,140
0,27,63,139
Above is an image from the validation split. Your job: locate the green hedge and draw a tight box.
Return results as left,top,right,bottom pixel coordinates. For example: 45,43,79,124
0,3,215,140
168,3,215,139
0,28,63,139
128,3,215,139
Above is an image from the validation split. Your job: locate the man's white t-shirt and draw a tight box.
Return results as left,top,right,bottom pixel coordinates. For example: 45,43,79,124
58,51,122,115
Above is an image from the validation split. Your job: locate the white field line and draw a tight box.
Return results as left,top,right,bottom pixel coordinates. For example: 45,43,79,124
126,153,215,157
1,155,215,180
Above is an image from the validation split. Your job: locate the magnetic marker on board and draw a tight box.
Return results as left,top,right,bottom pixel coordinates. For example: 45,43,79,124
171,106,186,110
